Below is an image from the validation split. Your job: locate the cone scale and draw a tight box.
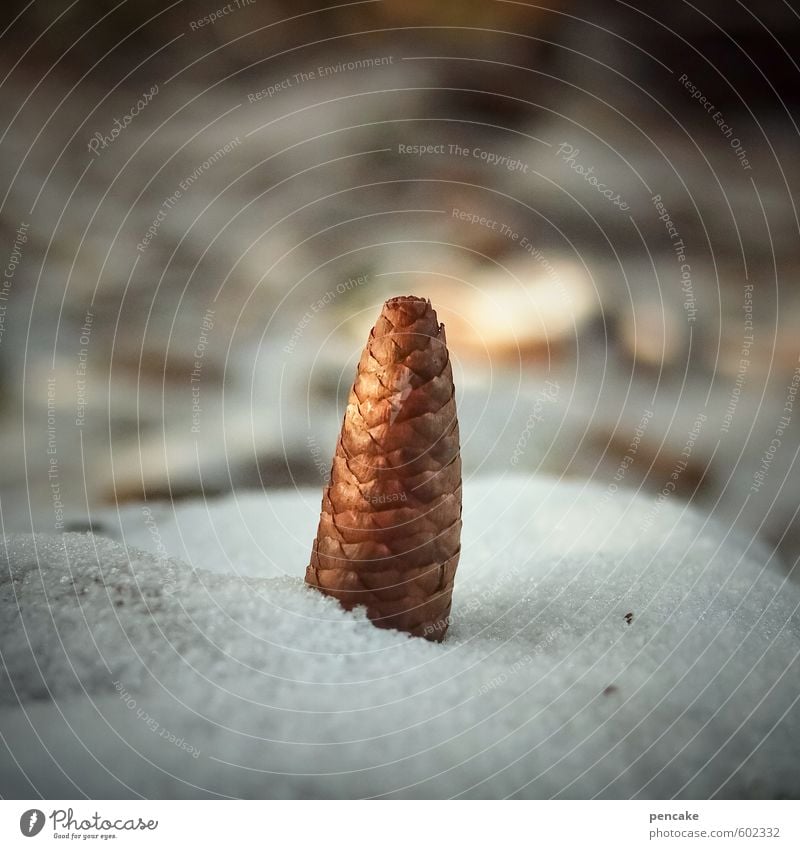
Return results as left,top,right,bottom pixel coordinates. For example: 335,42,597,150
306,296,462,640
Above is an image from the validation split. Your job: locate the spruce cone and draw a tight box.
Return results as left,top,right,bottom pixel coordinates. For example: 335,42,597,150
306,296,462,640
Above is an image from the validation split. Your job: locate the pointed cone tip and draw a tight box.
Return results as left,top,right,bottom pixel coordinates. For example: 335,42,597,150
378,295,439,333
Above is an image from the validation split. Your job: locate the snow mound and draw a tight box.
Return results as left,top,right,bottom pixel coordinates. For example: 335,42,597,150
1,476,798,799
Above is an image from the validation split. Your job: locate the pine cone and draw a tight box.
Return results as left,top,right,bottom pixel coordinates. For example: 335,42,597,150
306,296,462,640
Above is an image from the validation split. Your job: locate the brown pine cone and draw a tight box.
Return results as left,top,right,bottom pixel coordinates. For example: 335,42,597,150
306,296,462,640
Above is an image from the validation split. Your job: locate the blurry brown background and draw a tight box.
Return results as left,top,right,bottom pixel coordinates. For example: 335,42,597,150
2,0,799,565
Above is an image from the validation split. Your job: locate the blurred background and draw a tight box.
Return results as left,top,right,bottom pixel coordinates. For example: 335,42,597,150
1,0,799,566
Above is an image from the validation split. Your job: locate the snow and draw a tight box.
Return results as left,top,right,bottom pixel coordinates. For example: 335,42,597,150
1,475,798,799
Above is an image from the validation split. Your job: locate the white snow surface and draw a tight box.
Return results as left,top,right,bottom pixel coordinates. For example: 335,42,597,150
1,476,798,799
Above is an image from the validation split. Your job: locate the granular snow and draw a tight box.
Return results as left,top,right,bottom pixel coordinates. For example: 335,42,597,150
1,476,798,798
